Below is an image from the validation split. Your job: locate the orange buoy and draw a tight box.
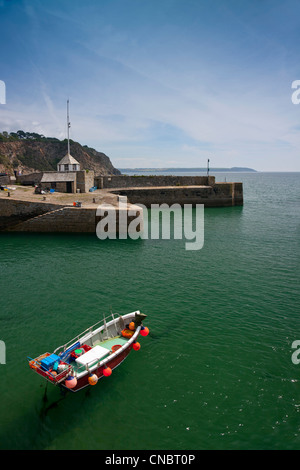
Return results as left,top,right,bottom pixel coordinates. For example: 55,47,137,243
121,328,134,339
88,374,98,385
132,342,140,351
129,321,135,330
29,360,37,370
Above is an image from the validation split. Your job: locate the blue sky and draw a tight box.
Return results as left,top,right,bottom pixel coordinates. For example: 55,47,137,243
1,0,300,171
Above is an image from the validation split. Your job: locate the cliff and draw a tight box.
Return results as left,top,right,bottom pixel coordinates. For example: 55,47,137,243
0,131,121,176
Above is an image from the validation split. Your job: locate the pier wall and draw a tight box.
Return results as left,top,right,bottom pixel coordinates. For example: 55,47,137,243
16,172,43,186
0,198,65,230
9,206,98,233
10,174,243,207
0,197,143,233
0,175,10,185
111,182,243,208
95,175,216,189
0,173,243,233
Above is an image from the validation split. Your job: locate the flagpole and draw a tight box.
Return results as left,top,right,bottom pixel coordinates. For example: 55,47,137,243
67,99,70,155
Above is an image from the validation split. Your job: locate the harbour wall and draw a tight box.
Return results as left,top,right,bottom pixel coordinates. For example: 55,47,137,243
9,173,243,208
0,173,243,232
95,175,216,189
0,198,143,233
111,182,243,208
8,206,98,233
0,198,66,230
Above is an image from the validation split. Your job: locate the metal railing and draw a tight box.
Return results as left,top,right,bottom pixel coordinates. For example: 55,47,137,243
53,312,125,356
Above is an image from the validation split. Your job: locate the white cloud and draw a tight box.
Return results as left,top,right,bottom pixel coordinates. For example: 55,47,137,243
1,0,300,170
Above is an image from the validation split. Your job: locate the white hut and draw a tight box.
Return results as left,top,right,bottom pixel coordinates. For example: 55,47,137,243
57,153,80,172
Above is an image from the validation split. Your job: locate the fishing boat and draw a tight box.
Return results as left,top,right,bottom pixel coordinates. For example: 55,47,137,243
27,310,149,392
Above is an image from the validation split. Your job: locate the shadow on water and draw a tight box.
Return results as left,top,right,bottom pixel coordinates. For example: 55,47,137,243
0,377,110,450
0,327,154,450
39,379,104,415
39,382,68,416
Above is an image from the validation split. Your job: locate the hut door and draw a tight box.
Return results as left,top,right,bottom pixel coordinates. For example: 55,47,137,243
66,182,73,193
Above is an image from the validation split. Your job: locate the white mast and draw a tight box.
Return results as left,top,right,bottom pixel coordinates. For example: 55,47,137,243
67,99,71,155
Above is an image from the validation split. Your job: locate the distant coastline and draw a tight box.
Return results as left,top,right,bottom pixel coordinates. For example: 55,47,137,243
119,167,257,173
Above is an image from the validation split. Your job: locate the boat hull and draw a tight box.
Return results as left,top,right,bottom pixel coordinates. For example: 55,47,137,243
63,343,133,392
28,311,148,392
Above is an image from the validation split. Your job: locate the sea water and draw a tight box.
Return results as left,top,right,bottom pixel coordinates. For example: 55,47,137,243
0,172,299,450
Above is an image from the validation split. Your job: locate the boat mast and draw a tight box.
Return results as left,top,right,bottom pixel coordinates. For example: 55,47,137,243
67,99,71,155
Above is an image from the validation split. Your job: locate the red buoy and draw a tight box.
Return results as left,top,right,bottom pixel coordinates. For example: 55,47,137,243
133,342,141,351
103,367,112,377
140,326,149,337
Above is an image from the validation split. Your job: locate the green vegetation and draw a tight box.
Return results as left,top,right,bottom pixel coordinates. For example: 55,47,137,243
0,154,12,167
0,130,61,143
0,130,121,175
17,153,53,172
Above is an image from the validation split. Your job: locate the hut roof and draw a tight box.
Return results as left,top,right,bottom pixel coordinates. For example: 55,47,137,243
57,153,80,165
41,172,76,183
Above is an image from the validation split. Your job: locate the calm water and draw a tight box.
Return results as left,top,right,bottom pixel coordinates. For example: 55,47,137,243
0,172,299,450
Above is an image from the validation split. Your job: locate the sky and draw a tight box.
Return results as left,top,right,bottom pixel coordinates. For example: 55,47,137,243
1,0,300,171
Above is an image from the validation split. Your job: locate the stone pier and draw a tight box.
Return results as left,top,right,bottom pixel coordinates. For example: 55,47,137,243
0,189,143,233
0,174,243,233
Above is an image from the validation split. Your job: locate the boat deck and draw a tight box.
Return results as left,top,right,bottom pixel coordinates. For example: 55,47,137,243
94,335,128,349
71,335,128,374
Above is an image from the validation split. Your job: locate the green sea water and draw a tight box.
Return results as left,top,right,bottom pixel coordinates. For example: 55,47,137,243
0,172,299,450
